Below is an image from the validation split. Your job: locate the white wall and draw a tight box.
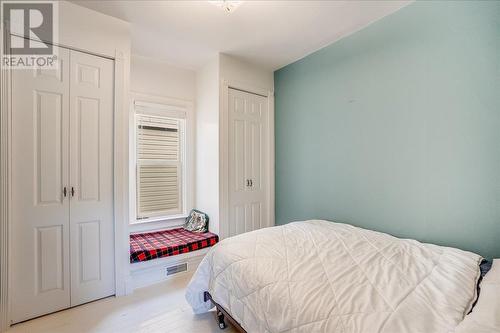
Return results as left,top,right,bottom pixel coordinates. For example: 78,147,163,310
129,56,196,234
130,56,196,101
58,1,130,58
219,53,274,91
195,56,220,235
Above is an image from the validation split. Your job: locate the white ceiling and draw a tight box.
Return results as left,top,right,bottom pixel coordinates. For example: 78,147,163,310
73,1,411,71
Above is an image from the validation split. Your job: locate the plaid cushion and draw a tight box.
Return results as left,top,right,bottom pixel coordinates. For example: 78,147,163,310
130,228,219,263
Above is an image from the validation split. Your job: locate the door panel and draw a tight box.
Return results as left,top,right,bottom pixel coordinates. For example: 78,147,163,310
36,225,64,293
232,204,245,236
76,97,100,201
248,120,262,191
11,47,71,323
228,89,269,237
250,202,262,231
233,119,246,192
69,50,115,306
35,91,64,204
78,221,102,283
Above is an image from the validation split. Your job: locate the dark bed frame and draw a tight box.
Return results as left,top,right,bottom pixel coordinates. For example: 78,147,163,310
204,292,248,332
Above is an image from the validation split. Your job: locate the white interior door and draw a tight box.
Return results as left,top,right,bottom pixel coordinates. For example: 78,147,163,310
11,47,71,323
69,50,115,305
228,88,269,237
11,45,115,322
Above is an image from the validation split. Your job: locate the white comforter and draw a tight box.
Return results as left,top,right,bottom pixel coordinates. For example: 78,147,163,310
186,220,483,333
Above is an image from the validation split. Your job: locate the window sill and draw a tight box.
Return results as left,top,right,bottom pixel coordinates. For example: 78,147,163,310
129,214,188,234
130,213,189,225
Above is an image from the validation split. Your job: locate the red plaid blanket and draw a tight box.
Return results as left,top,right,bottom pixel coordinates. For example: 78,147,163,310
130,228,219,263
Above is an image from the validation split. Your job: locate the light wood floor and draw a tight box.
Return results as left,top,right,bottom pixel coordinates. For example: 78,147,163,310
6,273,237,333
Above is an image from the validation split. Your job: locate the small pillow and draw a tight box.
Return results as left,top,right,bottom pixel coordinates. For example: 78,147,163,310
480,260,493,278
184,209,209,233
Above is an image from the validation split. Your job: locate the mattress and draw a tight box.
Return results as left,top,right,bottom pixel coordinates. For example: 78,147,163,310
186,220,483,333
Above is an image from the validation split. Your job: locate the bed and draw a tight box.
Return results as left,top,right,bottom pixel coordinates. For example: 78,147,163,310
186,220,498,333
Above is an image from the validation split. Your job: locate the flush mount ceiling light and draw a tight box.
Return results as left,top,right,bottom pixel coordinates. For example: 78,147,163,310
208,0,243,13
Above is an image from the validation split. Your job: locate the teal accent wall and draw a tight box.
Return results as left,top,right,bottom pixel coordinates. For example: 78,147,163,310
274,1,500,258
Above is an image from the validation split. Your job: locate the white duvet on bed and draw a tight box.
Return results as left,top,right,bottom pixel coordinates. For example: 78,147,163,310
186,220,482,333
454,259,500,333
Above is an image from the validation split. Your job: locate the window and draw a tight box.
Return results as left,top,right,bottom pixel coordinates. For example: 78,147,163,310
132,99,190,224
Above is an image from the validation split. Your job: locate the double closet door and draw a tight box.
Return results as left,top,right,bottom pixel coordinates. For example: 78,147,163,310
228,88,270,237
11,46,115,323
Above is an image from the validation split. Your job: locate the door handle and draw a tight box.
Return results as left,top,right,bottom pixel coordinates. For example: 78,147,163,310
71,187,75,197
246,179,250,187
250,179,253,187
63,187,67,197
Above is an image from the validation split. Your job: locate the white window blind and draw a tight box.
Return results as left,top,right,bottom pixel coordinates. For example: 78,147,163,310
136,114,182,219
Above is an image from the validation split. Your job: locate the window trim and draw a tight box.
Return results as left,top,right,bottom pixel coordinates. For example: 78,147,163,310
129,93,194,226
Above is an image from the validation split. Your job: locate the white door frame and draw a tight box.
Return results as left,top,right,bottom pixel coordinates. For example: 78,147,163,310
0,22,12,333
219,78,275,240
0,30,129,330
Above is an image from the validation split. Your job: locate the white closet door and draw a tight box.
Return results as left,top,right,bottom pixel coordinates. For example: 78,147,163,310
69,50,115,305
228,88,269,237
11,47,71,323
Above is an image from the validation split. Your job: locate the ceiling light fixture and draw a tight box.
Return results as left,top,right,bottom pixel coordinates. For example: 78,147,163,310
208,0,243,13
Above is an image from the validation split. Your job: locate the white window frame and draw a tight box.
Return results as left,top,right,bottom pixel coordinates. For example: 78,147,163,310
129,93,194,227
